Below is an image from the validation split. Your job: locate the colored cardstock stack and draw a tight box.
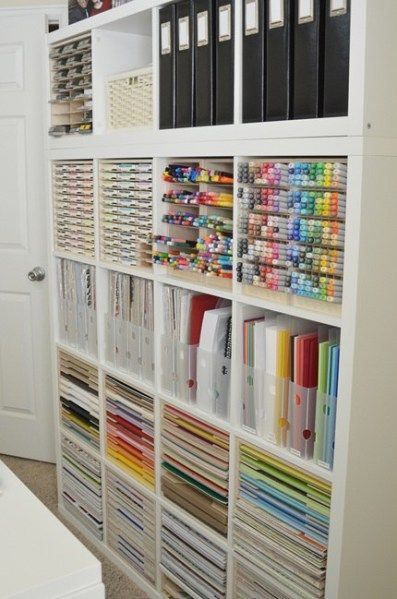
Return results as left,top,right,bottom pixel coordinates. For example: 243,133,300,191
100,160,152,267
53,160,94,257
61,435,103,539
161,404,229,535
106,468,156,583
106,376,155,489
234,443,331,599
161,510,227,598
59,351,99,449
237,160,346,303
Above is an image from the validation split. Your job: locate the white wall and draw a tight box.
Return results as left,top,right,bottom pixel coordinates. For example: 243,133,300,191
0,0,66,6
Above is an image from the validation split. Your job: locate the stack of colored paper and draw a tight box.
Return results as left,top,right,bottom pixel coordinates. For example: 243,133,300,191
106,376,155,489
106,468,156,584
234,443,332,599
161,405,229,535
59,351,99,449
161,510,227,598
61,436,103,539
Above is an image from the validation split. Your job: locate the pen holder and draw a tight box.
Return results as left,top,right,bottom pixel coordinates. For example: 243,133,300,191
314,391,337,470
196,349,231,421
287,382,317,459
141,327,154,385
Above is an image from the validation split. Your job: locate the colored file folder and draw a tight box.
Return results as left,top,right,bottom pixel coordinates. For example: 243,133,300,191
293,0,325,119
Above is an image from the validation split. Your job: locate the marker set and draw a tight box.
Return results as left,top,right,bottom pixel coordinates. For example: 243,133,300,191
53,160,94,257
238,161,347,190
99,160,153,267
162,212,233,233
163,164,233,184
162,190,233,208
155,161,234,281
237,159,347,303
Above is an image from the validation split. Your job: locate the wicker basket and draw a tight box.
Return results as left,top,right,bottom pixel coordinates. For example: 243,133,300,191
107,67,152,129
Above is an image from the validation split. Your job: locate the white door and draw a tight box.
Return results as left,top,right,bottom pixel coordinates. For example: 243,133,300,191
0,15,55,462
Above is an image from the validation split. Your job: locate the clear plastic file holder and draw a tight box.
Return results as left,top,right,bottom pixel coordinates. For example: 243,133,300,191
314,391,337,469
141,328,154,384
242,366,289,446
105,315,154,384
288,382,317,459
160,336,197,403
196,348,231,420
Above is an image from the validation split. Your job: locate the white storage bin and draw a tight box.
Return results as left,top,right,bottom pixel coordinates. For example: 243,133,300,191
107,67,153,130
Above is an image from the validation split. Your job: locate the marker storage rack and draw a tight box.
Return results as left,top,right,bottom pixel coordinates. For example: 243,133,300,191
154,158,234,288
49,34,92,136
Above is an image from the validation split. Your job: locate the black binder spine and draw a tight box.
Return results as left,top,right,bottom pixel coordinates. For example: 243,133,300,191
293,0,325,120
194,0,215,126
215,0,234,125
323,0,350,117
266,0,293,121
242,0,265,123
175,0,195,128
159,4,176,129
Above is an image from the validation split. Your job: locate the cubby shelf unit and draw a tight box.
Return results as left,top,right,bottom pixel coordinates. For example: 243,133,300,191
47,2,397,599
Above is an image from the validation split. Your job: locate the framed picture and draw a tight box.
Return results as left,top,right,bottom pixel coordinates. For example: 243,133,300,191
68,0,112,25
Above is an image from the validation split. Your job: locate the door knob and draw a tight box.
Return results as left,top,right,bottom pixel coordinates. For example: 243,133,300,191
28,267,46,282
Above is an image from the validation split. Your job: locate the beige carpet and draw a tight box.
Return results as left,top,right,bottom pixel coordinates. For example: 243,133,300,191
0,454,149,599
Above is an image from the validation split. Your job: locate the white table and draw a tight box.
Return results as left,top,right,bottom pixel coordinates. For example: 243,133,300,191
0,461,105,598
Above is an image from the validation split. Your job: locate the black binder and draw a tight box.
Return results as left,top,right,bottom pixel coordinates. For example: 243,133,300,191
323,0,350,117
159,4,176,129
242,0,265,123
175,0,195,128
293,0,325,119
194,0,215,126
266,0,293,121
215,0,234,125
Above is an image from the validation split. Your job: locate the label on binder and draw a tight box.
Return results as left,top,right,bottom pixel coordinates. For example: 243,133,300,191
219,4,231,42
269,0,284,28
298,0,314,23
245,0,258,35
330,0,347,16
161,21,171,55
178,16,190,51
197,10,209,46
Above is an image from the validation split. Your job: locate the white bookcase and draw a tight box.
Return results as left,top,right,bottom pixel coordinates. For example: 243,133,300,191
46,1,397,598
